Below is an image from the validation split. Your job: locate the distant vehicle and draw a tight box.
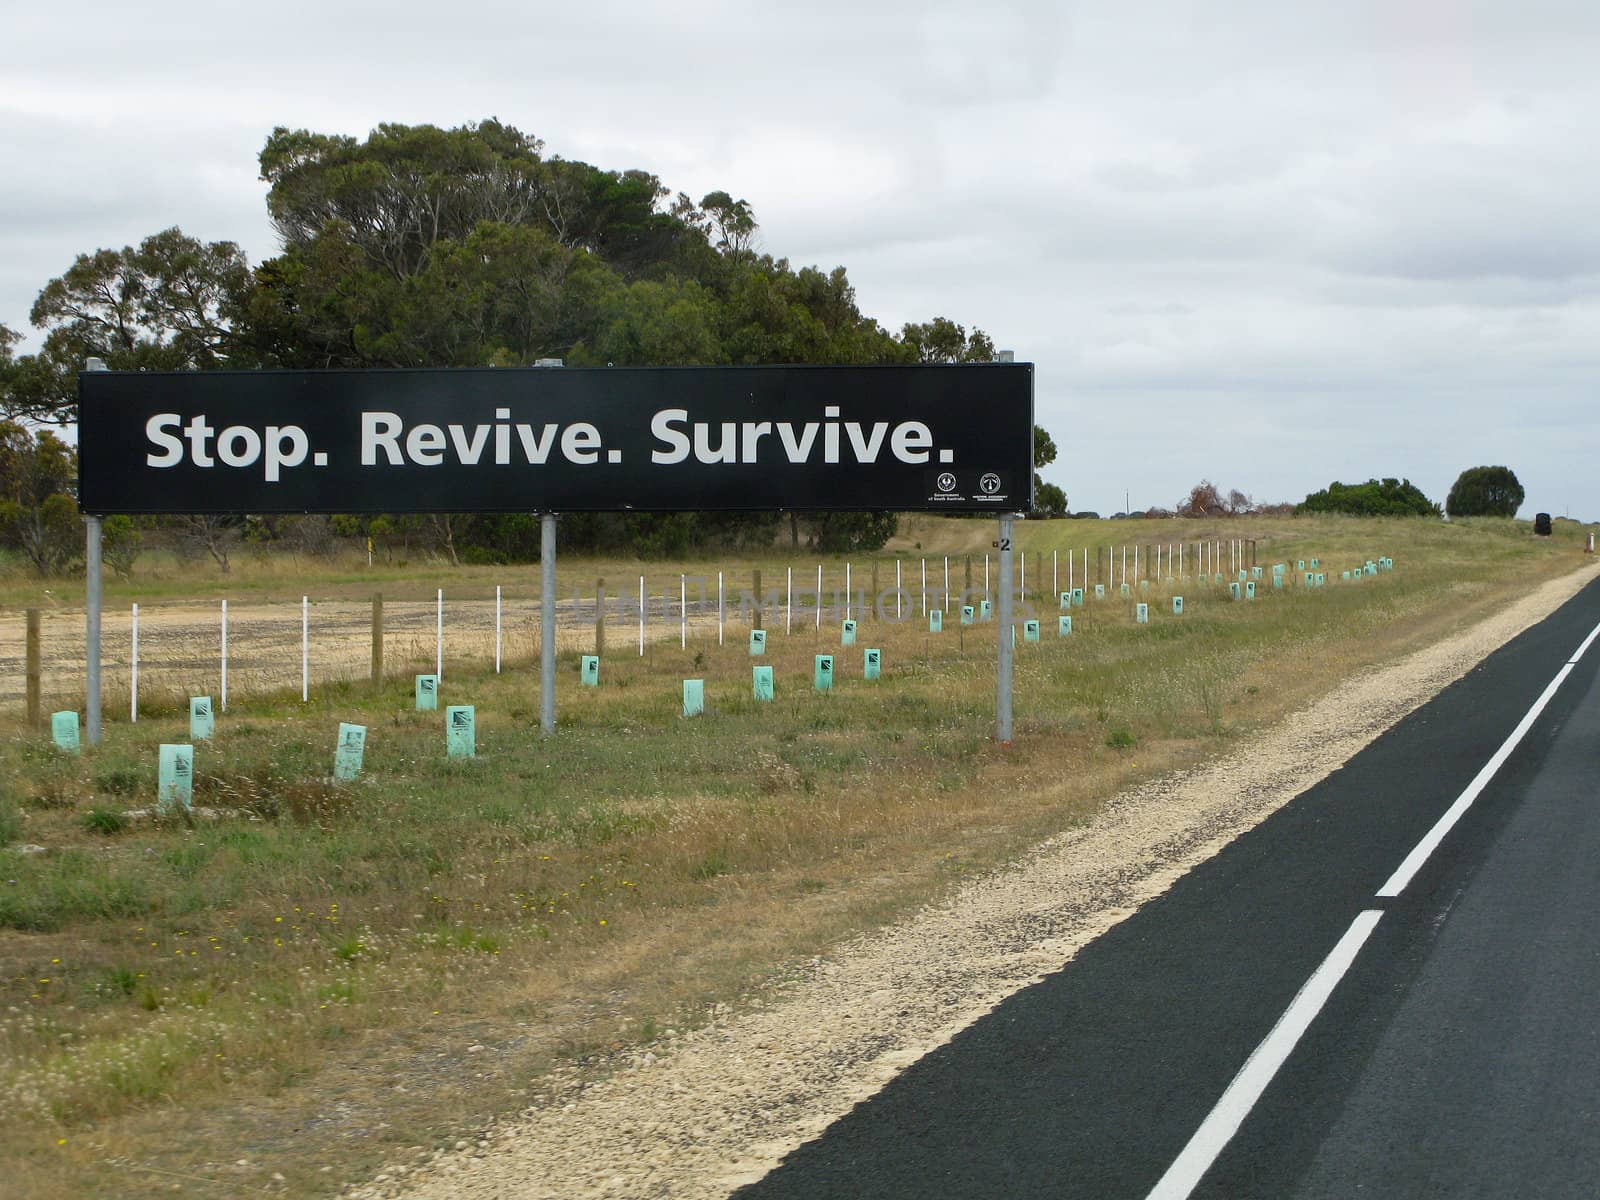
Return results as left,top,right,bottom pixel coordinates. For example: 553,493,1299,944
1070,511,1102,520
1534,512,1552,536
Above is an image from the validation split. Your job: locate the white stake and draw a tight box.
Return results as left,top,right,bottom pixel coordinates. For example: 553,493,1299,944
921,558,928,615
896,559,903,619
1068,550,1074,591
220,599,228,712
1020,551,1026,598
436,588,443,681
680,575,686,648
984,553,990,594
496,585,503,673
845,561,852,621
638,576,645,656
816,564,822,630
301,595,309,703
943,556,950,610
718,571,724,645
1052,549,1058,596
130,602,139,722
787,566,793,635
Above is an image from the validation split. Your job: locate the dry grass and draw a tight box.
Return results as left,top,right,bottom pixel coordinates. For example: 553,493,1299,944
0,513,1593,1198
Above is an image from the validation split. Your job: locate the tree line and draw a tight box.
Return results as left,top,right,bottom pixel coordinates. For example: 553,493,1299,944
0,119,1062,573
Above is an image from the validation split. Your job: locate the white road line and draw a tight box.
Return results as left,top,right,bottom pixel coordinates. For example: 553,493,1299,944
1146,910,1385,1200
1377,617,1600,898
1147,616,1599,1200
1571,621,1600,665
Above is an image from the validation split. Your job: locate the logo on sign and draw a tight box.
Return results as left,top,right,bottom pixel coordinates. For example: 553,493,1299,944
936,472,957,493
979,473,1002,495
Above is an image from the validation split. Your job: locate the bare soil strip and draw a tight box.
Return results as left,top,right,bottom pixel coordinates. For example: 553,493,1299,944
0,597,719,711
361,563,1598,1200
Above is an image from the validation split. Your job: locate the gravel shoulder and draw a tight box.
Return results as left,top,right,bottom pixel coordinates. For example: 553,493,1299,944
358,562,1599,1200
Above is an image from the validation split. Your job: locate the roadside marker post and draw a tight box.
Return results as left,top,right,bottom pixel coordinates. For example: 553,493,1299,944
446,706,476,758
682,679,704,717
52,711,80,753
190,696,215,741
158,744,194,815
333,723,367,781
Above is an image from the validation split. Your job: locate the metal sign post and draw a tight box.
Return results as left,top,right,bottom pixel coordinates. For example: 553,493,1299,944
997,513,1017,745
540,513,557,734
84,357,109,746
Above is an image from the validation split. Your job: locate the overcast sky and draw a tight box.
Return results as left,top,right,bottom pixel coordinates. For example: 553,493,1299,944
3,0,1596,518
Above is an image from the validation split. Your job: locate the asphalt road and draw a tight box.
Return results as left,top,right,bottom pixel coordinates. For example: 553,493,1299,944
734,574,1600,1200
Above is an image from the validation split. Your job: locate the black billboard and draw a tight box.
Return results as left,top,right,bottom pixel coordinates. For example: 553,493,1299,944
77,363,1033,515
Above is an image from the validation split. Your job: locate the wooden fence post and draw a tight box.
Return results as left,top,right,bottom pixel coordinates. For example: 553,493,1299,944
370,594,383,687
26,608,41,726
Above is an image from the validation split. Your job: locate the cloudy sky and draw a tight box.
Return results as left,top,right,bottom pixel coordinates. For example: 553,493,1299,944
3,0,1596,518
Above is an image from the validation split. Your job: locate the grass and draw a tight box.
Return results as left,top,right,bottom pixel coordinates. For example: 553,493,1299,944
0,512,1594,1197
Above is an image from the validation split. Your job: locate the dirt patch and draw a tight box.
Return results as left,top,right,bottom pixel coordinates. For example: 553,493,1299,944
361,563,1598,1199
1,595,723,714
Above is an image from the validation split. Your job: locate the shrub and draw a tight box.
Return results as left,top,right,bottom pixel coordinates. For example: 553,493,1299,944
0,797,22,847
1297,478,1439,517
1446,466,1524,518
82,806,127,836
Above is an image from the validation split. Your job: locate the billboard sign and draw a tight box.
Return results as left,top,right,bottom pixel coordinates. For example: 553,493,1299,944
78,363,1033,515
